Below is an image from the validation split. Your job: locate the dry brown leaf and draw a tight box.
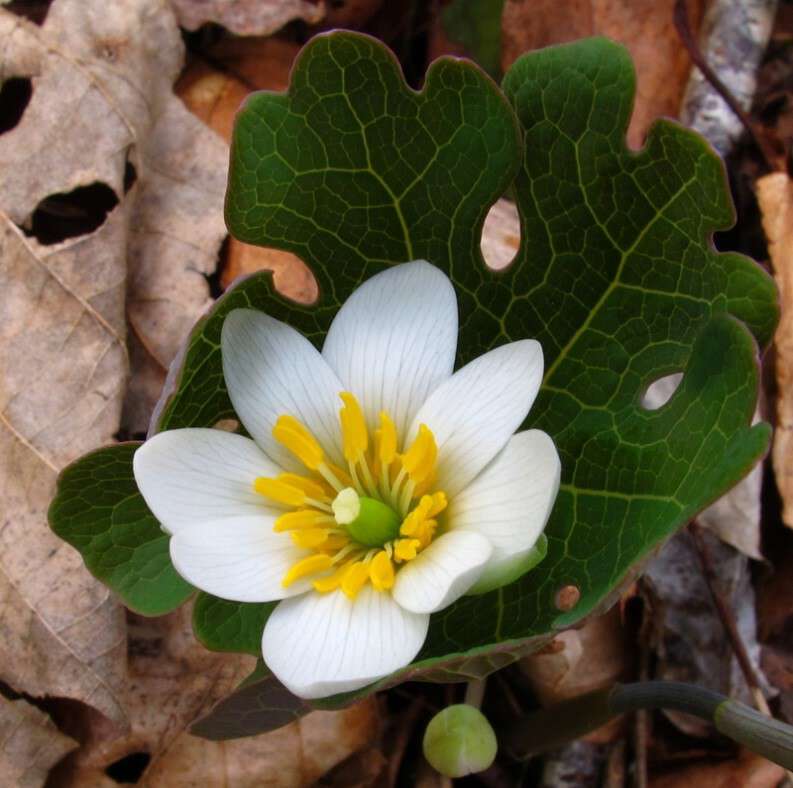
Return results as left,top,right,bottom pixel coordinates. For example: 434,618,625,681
0,1,182,224
648,750,784,788
0,696,78,788
169,0,324,35
519,607,628,744
644,529,770,738
757,172,793,529
500,0,706,148
143,699,380,786
0,212,129,723
177,44,317,308
122,94,229,432
57,603,379,787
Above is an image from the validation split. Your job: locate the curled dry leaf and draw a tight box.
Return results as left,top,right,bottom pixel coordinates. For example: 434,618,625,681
0,695,77,788
757,172,793,529
500,0,706,148
169,0,324,35
519,607,629,744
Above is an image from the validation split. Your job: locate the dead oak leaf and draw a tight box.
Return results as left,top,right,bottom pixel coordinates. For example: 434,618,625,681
0,695,78,788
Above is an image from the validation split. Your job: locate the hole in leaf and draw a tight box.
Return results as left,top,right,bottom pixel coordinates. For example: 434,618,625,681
105,751,151,784
0,77,33,134
123,159,138,194
4,0,52,24
641,372,683,411
25,181,119,245
480,199,520,270
206,235,229,299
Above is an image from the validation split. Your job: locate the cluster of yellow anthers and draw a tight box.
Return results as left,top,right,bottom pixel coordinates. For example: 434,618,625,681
254,392,447,600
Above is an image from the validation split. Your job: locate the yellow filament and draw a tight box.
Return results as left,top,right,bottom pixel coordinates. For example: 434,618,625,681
273,415,324,470
339,391,368,463
273,509,333,532
277,473,329,499
282,554,333,587
401,424,437,484
369,551,395,590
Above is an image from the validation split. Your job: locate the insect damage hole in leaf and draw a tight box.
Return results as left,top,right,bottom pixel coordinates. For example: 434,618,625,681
24,181,119,245
104,751,151,784
641,373,684,410
0,77,33,134
480,198,521,270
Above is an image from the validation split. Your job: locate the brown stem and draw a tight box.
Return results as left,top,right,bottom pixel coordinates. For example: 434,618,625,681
688,522,765,702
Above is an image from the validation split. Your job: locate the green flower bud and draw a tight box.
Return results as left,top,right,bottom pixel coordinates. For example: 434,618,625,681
422,704,498,778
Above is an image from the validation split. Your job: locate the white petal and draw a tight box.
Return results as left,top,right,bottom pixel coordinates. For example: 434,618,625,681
262,586,429,699
392,530,492,614
170,517,308,602
133,428,281,535
322,261,458,439
448,430,560,593
222,309,345,470
408,340,543,498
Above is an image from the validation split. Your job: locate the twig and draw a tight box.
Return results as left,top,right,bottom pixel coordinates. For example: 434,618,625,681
633,633,651,788
387,697,424,788
674,0,776,171
689,522,768,713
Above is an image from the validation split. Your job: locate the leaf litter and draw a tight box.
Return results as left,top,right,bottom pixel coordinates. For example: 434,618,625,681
1,0,792,784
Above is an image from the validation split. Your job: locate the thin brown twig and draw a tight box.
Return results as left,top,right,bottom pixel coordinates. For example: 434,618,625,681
673,0,776,172
387,696,425,788
689,522,768,711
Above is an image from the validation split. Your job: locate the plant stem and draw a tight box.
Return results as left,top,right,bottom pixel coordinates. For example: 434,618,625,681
464,678,486,709
502,681,793,770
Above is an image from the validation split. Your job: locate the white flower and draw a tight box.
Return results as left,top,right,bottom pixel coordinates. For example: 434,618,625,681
133,261,560,699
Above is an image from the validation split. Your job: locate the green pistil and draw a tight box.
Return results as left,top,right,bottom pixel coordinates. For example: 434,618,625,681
332,487,401,547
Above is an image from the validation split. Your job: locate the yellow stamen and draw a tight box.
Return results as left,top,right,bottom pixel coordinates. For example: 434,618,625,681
369,551,395,591
290,528,331,549
255,477,308,507
341,561,370,599
273,509,334,532
394,538,421,562
427,491,447,517
339,391,368,463
377,411,397,467
277,473,329,499
401,424,437,484
282,554,333,587
273,415,324,470
313,570,344,593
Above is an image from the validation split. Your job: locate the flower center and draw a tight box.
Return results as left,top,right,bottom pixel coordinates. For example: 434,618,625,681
331,488,401,547
252,391,448,599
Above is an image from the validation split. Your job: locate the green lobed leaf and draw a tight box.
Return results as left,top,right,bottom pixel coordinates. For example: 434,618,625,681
187,35,777,732
48,443,193,616
192,592,274,657
52,32,779,736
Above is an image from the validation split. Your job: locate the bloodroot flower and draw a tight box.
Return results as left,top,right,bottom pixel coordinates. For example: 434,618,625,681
133,261,560,699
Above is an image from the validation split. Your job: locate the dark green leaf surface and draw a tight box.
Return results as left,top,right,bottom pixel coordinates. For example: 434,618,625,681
48,444,193,616
193,592,274,657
